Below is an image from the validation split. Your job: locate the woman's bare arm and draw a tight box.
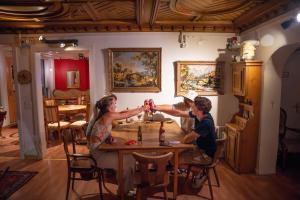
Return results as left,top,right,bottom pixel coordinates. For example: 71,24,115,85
108,106,146,120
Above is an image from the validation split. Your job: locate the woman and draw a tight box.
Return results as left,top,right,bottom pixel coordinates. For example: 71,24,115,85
87,94,148,194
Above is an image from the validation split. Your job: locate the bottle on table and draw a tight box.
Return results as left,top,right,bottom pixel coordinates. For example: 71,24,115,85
159,121,165,145
125,107,129,123
137,126,142,144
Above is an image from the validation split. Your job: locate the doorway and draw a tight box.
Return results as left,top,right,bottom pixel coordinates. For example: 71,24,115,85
39,50,90,155
0,45,20,158
278,48,300,171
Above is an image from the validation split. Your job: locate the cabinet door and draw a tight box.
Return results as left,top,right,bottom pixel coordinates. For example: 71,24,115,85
232,64,245,96
226,128,239,169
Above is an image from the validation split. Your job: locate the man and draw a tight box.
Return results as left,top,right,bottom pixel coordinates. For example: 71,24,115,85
154,90,198,133
154,96,216,188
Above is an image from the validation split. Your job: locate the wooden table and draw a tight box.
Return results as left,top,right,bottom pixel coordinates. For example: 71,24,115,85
99,121,194,200
58,105,86,115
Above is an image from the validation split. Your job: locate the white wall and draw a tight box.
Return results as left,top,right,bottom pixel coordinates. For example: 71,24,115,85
75,32,236,125
241,9,300,174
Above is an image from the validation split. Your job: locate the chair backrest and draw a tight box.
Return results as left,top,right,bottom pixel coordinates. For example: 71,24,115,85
132,152,173,186
78,95,90,105
44,98,56,106
62,131,77,167
212,132,227,164
44,105,60,124
279,108,287,139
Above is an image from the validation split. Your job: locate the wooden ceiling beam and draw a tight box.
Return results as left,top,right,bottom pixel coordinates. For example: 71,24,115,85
136,0,144,26
82,1,100,21
150,0,160,25
233,0,291,26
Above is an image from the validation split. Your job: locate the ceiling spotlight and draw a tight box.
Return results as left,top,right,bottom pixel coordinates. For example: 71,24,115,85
72,43,77,47
297,13,300,22
60,42,65,48
38,35,44,41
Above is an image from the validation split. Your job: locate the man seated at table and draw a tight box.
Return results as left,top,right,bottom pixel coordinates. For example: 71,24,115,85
153,96,217,188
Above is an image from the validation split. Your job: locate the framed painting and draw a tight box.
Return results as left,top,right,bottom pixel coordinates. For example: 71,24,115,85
175,61,224,96
66,70,80,88
108,48,161,92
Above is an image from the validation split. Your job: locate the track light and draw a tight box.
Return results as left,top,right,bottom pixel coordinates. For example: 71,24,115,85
38,36,78,48
178,31,186,48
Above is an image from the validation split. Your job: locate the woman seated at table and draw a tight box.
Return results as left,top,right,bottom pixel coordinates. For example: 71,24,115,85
87,94,149,195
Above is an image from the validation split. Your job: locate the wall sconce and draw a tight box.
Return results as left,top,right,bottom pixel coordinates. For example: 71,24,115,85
178,31,186,48
38,35,78,48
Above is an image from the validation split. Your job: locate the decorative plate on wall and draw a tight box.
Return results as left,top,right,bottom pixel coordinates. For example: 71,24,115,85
17,70,32,84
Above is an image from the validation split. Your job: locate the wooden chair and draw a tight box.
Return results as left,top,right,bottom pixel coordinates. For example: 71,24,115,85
62,131,105,200
43,103,70,142
70,103,90,144
132,152,173,200
184,133,227,200
44,98,56,106
278,108,300,169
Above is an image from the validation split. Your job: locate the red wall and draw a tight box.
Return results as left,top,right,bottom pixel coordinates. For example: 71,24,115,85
54,59,89,90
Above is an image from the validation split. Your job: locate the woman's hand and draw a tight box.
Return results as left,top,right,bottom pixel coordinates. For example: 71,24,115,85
182,132,199,144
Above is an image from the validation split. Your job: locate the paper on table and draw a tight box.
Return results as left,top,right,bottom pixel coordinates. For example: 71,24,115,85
169,140,181,144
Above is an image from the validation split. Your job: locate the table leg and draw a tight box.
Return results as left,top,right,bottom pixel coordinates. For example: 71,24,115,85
118,151,124,200
173,150,179,199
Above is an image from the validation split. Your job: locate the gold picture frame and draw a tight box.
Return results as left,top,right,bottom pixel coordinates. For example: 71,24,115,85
108,48,161,92
66,70,80,88
175,61,224,96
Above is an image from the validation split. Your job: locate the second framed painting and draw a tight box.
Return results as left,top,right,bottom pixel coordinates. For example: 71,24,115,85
108,48,161,92
175,61,224,96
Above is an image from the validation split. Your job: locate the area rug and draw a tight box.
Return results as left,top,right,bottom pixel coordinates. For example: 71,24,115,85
0,170,38,200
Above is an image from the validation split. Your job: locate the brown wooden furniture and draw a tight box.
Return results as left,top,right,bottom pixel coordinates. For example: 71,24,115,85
185,133,227,200
53,89,89,105
99,121,194,200
62,131,104,200
70,103,90,144
0,110,7,138
226,60,262,173
133,152,173,200
43,103,70,142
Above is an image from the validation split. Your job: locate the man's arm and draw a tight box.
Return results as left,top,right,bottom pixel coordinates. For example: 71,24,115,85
154,105,190,117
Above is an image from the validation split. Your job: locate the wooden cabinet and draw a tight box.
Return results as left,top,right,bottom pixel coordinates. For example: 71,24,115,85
226,60,262,173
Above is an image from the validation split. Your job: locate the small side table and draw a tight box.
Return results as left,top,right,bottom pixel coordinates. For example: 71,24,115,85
0,110,7,138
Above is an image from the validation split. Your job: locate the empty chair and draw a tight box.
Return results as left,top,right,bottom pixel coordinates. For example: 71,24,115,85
43,103,70,142
184,132,227,200
70,103,90,144
132,152,173,200
62,131,105,200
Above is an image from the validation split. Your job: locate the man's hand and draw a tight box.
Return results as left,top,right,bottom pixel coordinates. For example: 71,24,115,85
182,131,199,144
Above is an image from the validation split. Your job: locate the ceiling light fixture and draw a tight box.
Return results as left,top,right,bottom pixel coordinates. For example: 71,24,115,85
178,31,186,48
38,35,78,48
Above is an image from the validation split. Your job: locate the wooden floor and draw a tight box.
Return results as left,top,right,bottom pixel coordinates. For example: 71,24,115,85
1,127,300,200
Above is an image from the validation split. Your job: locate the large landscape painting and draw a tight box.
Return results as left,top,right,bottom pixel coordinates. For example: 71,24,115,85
108,48,161,92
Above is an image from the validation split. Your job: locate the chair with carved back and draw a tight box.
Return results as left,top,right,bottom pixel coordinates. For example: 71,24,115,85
132,152,173,200
62,131,104,200
43,100,70,142
184,132,227,200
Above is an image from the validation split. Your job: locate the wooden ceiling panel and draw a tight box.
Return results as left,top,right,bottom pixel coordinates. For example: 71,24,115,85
0,0,298,33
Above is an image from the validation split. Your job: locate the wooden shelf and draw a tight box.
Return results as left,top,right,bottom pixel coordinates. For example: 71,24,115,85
239,103,254,113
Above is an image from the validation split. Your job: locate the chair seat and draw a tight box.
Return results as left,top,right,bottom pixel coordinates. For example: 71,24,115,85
71,158,94,170
70,120,87,128
48,121,70,129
